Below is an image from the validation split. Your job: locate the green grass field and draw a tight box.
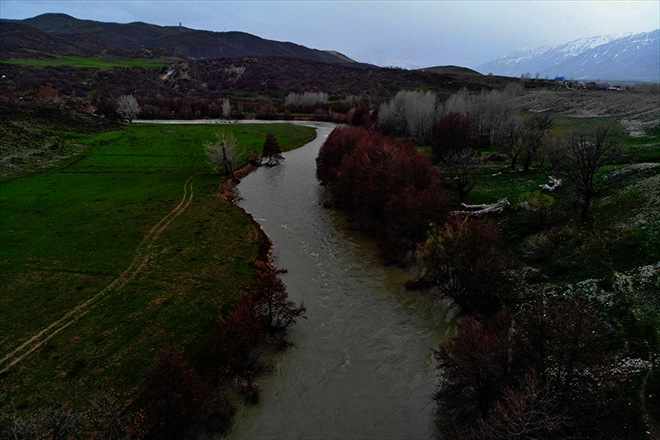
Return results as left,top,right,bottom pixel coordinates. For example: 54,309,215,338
0,123,316,410
0,56,170,69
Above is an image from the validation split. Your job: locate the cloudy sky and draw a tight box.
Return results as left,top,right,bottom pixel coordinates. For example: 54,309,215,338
2,0,658,69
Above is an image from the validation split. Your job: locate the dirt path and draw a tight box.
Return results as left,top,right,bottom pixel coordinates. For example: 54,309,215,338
0,174,198,374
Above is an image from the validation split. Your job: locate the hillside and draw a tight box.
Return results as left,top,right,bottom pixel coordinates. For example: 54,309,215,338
419,65,483,76
2,13,360,65
477,30,660,82
0,55,522,108
0,21,178,60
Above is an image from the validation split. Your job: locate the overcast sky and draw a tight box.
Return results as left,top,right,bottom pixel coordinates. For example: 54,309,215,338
2,0,659,69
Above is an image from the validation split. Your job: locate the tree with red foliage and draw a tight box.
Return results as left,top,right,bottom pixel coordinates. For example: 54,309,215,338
432,112,479,160
317,126,450,261
254,267,306,336
212,294,263,375
347,106,377,128
420,216,509,314
434,310,516,431
139,344,213,440
316,126,372,187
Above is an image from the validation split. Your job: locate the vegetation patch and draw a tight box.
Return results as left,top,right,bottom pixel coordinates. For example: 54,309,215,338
1,56,170,69
0,120,315,414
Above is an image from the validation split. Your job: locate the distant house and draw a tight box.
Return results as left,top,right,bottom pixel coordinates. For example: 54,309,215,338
554,76,565,82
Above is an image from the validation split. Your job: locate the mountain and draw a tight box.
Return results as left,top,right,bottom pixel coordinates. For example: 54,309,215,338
476,30,660,82
2,13,360,65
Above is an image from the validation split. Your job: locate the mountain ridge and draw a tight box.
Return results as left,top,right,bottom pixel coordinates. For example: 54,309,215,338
477,30,659,82
1,13,362,66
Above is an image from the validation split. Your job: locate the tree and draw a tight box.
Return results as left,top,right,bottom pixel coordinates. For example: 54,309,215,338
139,344,211,439
470,371,567,440
440,149,481,203
517,292,613,402
560,124,623,221
316,126,372,186
261,131,284,166
501,119,525,170
116,95,141,123
378,90,438,143
434,311,516,429
419,217,509,314
205,131,239,180
93,395,131,440
520,113,554,172
254,267,306,335
431,112,479,160
221,98,231,119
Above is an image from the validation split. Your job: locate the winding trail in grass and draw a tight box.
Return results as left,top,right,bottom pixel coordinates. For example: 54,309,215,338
0,175,198,374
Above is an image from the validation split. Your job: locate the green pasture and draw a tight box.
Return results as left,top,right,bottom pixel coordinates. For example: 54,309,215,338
0,122,316,410
466,118,660,283
0,56,169,69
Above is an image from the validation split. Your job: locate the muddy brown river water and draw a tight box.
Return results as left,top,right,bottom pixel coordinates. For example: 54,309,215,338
226,121,457,439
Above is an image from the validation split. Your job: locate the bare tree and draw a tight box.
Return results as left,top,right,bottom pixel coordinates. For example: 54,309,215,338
560,124,623,221
501,119,525,170
521,113,554,172
441,149,481,204
541,131,568,171
116,95,141,123
205,131,239,180
221,98,231,119
379,90,439,143
285,92,329,107
93,395,131,440
9,402,86,440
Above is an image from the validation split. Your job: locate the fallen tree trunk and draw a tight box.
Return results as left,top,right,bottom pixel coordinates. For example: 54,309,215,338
540,176,562,192
452,197,510,216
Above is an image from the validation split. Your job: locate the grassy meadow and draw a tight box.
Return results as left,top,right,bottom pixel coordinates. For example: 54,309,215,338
464,116,660,283
0,56,170,69
0,122,316,410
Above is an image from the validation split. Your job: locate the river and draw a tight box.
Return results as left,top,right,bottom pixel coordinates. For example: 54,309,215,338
228,121,457,439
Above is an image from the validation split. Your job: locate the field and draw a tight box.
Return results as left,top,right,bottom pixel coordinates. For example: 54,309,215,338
1,56,170,69
0,122,316,410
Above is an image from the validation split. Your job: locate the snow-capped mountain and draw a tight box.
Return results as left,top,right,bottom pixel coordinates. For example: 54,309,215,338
477,30,659,82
